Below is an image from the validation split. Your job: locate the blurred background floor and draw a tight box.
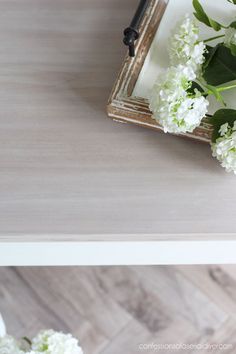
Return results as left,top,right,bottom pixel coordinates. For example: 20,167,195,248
1,266,236,353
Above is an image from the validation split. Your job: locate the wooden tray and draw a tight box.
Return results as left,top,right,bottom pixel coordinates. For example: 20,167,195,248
107,0,214,143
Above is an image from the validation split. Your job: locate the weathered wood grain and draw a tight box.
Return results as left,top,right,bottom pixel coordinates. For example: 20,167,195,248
107,0,213,143
0,0,235,246
131,266,227,333
1,266,236,353
177,265,236,314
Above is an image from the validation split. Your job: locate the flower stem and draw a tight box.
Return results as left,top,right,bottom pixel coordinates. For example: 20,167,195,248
202,83,236,96
203,34,225,43
217,83,236,92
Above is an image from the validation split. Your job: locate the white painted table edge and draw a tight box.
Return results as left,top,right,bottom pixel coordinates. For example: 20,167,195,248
0,234,236,266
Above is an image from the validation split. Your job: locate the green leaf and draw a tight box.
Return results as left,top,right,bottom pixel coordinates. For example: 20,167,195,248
193,0,223,31
229,21,236,29
203,44,236,85
227,0,236,4
210,109,236,142
230,43,236,56
203,45,219,71
226,22,236,55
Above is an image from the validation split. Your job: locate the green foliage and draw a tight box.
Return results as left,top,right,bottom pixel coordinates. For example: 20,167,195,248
193,0,223,31
228,22,236,56
203,45,219,70
210,109,236,142
203,44,236,85
189,2,236,144
230,44,236,56
229,21,236,29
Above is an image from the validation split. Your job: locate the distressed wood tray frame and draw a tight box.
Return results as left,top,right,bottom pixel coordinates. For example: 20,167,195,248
107,0,213,143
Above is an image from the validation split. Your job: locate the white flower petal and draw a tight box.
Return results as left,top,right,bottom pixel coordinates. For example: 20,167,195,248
32,330,84,354
212,122,236,174
0,335,24,354
149,65,208,134
169,15,206,73
219,123,229,136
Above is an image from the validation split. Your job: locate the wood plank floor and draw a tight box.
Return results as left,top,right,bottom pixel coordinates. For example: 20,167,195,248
0,266,236,353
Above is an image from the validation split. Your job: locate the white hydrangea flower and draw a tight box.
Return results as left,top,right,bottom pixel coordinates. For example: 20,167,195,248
149,65,209,134
224,26,236,47
32,330,83,354
212,121,236,174
169,15,206,72
0,335,24,354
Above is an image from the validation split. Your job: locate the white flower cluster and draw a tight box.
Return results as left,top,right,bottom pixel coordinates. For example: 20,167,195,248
212,122,236,174
224,26,236,47
0,335,24,354
169,15,206,72
149,65,209,134
32,330,83,354
149,16,208,134
0,330,84,354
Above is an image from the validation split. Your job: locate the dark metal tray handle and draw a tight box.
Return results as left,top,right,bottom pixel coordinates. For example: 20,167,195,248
123,0,149,57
